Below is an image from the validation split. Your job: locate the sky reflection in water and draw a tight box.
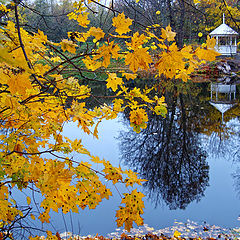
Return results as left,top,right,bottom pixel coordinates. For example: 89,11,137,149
14,82,240,237
60,82,240,236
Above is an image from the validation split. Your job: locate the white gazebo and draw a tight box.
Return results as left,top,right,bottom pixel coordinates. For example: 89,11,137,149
210,14,238,56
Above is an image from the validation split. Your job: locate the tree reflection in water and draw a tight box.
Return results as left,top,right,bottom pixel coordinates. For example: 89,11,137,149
119,85,210,210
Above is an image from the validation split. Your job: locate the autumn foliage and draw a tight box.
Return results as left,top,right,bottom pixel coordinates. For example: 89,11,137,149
0,0,220,238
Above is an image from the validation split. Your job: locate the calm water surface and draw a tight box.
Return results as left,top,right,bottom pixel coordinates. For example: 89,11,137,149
14,81,240,237
55,81,240,236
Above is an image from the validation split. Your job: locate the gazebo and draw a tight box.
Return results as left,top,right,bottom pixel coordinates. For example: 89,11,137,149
210,14,238,56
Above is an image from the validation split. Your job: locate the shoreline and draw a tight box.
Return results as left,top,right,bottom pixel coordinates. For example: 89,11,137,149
54,220,240,239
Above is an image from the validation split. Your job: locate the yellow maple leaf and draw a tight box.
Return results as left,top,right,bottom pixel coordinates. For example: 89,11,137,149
91,155,104,164
174,230,181,238
0,4,8,12
129,108,148,133
113,98,124,112
61,39,77,53
180,45,193,59
82,56,101,71
94,42,120,68
155,43,186,79
7,72,33,97
195,47,220,61
76,13,90,28
161,25,176,41
122,72,138,80
126,32,147,50
112,12,132,35
125,48,152,72
34,63,51,75
35,30,48,43
88,27,105,41
206,35,217,49
102,161,123,184
176,71,189,82
26,196,31,205
106,73,123,92
116,189,145,231
124,169,147,187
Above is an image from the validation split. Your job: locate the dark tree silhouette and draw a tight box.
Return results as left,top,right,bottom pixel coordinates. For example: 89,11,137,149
119,88,209,210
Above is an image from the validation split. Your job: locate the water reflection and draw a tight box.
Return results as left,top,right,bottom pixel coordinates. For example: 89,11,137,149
206,82,240,159
119,84,210,210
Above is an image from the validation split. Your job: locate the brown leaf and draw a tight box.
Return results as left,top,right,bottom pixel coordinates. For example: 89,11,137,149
14,143,23,156
56,232,61,240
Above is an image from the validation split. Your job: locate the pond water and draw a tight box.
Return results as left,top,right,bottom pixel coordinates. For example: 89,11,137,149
53,81,240,237
14,81,240,237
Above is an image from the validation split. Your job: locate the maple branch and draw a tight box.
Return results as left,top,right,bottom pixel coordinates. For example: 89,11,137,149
121,0,153,26
0,0,21,18
84,0,98,14
47,44,105,82
43,52,98,76
19,85,51,105
3,207,32,239
47,44,86,73
221,0,240,31
90,0,120,15
14,4,33,70
49,152,124,200
6,149,58,157
50,152,106,177
14,4,46,90
0,107,10,114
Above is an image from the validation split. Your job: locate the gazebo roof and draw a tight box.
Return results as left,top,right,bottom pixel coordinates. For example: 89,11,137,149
209,102,235,114
209,14,238,36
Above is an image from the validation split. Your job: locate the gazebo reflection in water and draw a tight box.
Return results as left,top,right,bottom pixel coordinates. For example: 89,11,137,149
210,81,237,122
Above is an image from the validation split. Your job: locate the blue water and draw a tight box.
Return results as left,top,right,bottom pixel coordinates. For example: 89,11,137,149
54,115,240,236
12,84,240,237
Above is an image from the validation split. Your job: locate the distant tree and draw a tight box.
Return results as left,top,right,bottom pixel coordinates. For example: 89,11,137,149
115,0,207,46
191,0,240,37
22,0,79,41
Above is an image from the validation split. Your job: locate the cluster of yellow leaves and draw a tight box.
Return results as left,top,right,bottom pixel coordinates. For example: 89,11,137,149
68,1,90,28
129,108,149,133
125,33,152,72
94,41,121,68
0,1,220,236
0,185,23,223
145,25,219,82
116,189,145,231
